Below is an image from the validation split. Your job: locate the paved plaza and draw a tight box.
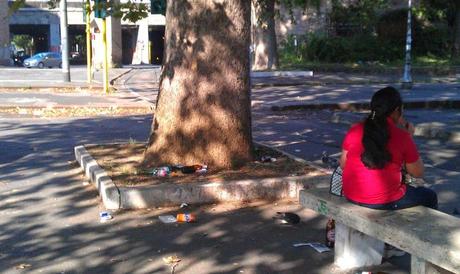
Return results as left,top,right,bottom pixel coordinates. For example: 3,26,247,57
0,66,459,273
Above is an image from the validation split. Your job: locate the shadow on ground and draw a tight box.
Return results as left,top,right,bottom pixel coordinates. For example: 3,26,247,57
0,114,410,273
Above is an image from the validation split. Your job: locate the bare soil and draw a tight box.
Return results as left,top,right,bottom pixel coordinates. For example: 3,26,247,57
0,87,103,93
85,143,316,187
0,106,152,118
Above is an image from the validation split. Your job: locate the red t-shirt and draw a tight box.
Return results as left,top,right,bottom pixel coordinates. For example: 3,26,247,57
342,118,420,204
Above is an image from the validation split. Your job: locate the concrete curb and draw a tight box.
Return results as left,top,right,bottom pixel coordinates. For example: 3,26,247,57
74,145,121,210
329,112,460,144
110,68,134,87
271,99,460,112
120,69,156,107
251,71,313,78
252,80,396,88
74,143,330,210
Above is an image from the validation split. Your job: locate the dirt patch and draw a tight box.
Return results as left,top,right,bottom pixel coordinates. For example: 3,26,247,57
85,143,315,187
0,106,152,118
0,87,103,93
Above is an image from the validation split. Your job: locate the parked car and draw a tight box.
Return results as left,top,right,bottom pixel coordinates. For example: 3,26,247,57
23,52,62,68
12,51,30,66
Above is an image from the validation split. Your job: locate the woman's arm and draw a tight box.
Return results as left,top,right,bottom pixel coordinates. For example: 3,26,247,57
340,149,348,169
405,158,424,178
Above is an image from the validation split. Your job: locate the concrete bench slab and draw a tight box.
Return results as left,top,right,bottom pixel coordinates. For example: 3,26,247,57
300,188,460,274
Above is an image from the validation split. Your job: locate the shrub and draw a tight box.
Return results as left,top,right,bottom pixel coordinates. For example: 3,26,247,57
303,34,351,62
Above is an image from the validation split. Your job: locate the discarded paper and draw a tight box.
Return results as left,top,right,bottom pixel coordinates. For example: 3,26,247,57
159,215,177,223
293,242,330,253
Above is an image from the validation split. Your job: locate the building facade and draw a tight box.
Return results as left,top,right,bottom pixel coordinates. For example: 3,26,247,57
6,0,330,67
8,0,166,67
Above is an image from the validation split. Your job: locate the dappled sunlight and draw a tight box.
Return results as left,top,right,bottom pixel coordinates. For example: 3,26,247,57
143,1,253,168
0,110,339,272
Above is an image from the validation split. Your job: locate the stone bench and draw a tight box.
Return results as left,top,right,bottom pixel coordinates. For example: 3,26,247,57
299,188,460,274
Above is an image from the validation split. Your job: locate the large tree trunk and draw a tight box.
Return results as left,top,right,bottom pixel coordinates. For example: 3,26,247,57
452,2,460,58
143,0,253,169
252,0,279,71
0,0,11,66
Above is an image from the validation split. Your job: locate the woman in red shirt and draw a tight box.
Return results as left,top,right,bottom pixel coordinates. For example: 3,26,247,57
340,86,437,210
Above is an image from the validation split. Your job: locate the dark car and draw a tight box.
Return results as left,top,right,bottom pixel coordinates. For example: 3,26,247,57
23,52,62,68
12,51,30,67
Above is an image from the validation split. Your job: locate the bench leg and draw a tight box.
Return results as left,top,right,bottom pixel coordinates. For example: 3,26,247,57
334,222,385,270
411,256,452,274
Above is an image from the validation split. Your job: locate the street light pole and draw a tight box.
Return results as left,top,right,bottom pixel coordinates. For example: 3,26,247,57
60,0,71,82
401,0,412,89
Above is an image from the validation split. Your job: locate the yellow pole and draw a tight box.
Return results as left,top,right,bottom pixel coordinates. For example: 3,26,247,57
148,41,152,64
102,18,109,93
85,0,92,83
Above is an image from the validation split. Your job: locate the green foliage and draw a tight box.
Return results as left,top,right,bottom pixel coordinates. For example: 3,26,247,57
8,0,26,15
329,0,389,36
111,1,149,23
278,0,454,66
303,33,350,62
10,0,149,23
277,0,322,23
150,0,166,15
12,35,33,54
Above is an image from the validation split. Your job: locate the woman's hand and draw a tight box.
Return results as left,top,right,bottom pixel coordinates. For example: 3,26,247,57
398,116,415,135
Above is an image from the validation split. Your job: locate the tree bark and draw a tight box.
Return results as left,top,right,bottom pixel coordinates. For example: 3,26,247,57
143,0,253,169
252,0,279,71
0,0,11,66
452,2,460,58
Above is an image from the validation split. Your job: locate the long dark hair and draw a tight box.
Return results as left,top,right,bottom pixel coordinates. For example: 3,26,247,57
361,86,402,169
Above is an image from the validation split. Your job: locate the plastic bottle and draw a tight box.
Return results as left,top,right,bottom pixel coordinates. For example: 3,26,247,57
180,165,206,174
325,218,335,248
176,213,196,223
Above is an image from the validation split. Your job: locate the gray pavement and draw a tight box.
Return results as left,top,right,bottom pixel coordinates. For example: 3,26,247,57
1,69,459,273
0,66,132,88
0,115,409,274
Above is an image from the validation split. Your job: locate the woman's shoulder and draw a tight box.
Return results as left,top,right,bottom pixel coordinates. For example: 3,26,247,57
344,122,364,140
348,122,364,133
389,122,412,138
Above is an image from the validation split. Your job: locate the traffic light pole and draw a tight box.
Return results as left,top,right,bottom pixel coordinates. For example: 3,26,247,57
60,0,71,82
85,0,92,83
102,18,109,93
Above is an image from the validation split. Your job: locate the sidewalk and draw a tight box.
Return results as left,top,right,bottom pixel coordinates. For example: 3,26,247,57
252,72,460,87
1,68,460,114
0,66,154,116
252,82,460,111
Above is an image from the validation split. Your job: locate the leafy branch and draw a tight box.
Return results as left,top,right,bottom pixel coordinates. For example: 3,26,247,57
10,0,150,23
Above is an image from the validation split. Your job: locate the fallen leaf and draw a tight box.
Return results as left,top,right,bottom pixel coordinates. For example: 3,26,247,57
163,255,181,265
15,263,32,269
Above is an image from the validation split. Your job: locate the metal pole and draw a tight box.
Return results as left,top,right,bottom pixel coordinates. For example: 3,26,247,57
60,0,71,82
85,0,92,83
148,41,152,64
401,0,412,90
102,18,109,93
